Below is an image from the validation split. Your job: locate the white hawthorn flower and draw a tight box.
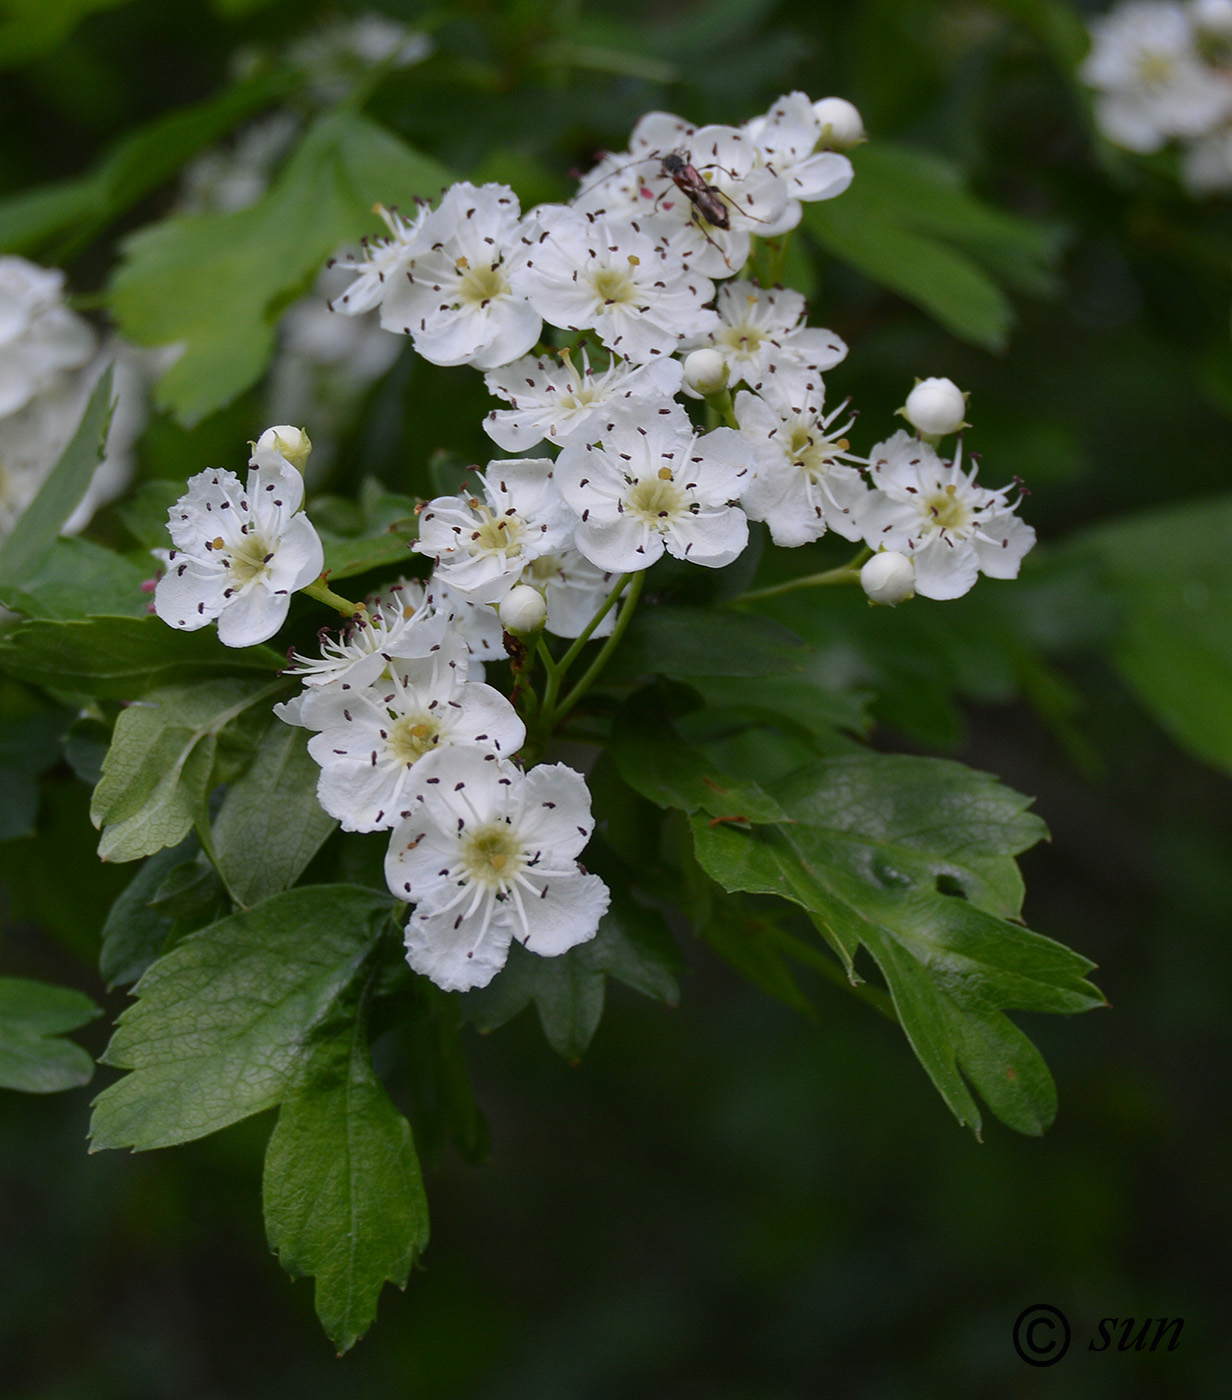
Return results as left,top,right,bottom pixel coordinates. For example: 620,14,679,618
413,458,577,603
483,346,684,452
422,574,505,676
519,205,718,364
1082,1,1232,152
678,279,846,392
571,110,702,224
745,92,855,235
861,550,916,605
281,581,451,693
329,203,431,316
554,403,751,573
520,547,625,638
385,747,609,993
378,182,541,370
574,117,790,278
735,377,867,547
155,450,324,647
859,430,1035,600
901,377,968,437
293,633,525,833
0,257,97,418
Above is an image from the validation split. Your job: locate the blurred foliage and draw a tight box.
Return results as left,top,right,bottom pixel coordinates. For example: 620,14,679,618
1,0,1231,1390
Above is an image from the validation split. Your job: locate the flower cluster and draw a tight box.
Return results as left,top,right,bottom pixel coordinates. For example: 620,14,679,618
1082,0,1232,193
150,91,1036,996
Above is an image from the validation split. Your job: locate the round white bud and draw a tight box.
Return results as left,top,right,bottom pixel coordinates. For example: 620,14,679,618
498,584,547,636
861,551,916,606
812,97,866,150
682,347,730,397
902,377,967,437
1193,0,1232,38
257,424,312,473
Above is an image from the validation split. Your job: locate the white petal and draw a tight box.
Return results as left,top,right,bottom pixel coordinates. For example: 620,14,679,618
516,872,609,958
403,903,513,992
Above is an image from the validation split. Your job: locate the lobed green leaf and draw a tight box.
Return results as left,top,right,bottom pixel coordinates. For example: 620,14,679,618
0,976,99,1094
90,885,393,1150
691,753,1103,1135
108,111,450,424
0,616,284,700
212,720,337,907
263,983,429,1354
90,677,283,862
1079,493,1232,777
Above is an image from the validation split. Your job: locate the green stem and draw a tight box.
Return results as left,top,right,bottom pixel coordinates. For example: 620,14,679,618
735,548,872,604
550,570,645,726
302,577,365,618
706,387,738,429
555,570,635,676
537,636,564,726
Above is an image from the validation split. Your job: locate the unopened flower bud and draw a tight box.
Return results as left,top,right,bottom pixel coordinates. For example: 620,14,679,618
1194,0,1232,38
682,348,729,397
813,97,866,150
901,377,967,437
498,584,547,636
861,551,916,606
257,424,312,473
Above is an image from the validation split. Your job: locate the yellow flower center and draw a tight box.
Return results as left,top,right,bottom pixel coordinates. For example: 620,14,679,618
626,474,686,529
460,823,524,889
457,263,509,307
386,714,442,765
925,483,972,533
590,266,639,305
1136,51,1176,88
228,531,274,586
470,504,525,558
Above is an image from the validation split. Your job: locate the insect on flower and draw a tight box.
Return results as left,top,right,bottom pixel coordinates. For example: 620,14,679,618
659,150,732,230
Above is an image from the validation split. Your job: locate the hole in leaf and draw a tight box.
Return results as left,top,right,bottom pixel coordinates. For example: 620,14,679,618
935,874,968,900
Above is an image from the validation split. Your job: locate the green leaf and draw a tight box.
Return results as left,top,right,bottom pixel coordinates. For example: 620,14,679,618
462,941,605,1062
1080,494,1232,777
460,892,680,1060
686,670,872,742
90,885,392,1150
611,688,786,823
0,977,99,1093
690,755,1103,1136
805,144,1062,350
90,677,282,862
263,983,428,1354
0,68,292,253
606,605,808,680
109,111,450,424
0,537,150,621
0,616,284,699
212,721,337,907
772,755,1046,922
0,0,136,68
0,369,113,591
99,836,198,987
